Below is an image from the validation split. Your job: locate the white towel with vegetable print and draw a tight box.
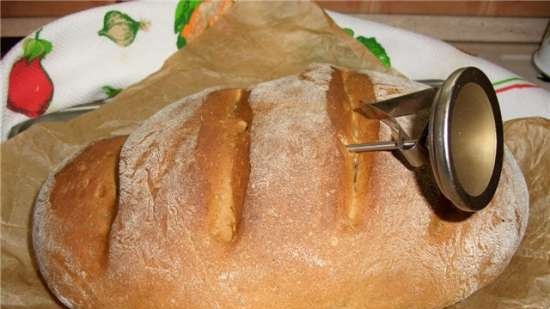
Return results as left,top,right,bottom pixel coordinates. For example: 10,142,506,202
1,1,549,140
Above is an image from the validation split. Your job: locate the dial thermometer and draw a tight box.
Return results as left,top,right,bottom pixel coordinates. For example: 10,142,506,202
347,67,504,212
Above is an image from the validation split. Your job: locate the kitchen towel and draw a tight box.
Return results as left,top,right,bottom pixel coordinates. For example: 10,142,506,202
1,0,549,140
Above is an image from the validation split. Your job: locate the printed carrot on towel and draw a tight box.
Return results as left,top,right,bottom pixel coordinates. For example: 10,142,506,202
174,0,234,49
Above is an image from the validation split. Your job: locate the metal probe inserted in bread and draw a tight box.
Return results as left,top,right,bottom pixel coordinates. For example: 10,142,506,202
347,67,504,213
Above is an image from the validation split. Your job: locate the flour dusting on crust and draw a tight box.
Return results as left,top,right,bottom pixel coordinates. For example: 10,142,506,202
32,64,529,309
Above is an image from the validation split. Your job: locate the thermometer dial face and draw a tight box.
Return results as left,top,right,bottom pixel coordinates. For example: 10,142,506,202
428,67,503,212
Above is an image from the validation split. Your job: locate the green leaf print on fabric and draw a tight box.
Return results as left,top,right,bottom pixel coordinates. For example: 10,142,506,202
102,85,123,98
175,0,202,34
343,27,391,68
173,0,234,49
22,30,53,62
342,28,355,38
174,0,202,49
177,35,187,49
99,10,149,47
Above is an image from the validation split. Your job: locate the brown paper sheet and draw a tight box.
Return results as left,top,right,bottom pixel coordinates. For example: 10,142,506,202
451,117,550,309
1,1,548,308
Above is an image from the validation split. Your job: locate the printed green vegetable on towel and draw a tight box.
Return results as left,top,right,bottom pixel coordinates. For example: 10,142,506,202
174,0,234,49
99,10,149,47
344,28,391,68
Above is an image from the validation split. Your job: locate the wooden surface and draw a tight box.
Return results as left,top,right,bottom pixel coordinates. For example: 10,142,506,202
318,1,550,17
2,1,550,18
356,15,548,43
1,1,117,17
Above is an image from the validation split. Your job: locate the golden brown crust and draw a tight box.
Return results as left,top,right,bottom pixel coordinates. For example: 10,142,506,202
33,64,528,309
33,136,127,307
326,69,379,226
49,136,126,273
196,89,253,242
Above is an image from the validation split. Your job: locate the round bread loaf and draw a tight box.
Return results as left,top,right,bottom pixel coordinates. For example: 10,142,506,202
33,64,528,309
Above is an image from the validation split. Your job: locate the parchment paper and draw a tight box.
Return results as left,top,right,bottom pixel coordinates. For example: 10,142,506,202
452,117,550,309
1,1,548,308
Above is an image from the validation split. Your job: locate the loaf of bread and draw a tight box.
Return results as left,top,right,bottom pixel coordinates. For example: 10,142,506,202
33,64,528,309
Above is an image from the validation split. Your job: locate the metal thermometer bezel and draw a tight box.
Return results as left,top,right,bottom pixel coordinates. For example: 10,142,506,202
428,67,504,212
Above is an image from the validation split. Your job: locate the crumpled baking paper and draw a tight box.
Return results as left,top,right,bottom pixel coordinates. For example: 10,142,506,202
451,117,550,309
1,1,548,308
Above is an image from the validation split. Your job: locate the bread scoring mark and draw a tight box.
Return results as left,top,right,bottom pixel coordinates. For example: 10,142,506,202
195,89,253,242
36,137,127,305
31,64,530,308
49,137,126,270
326,68,379,227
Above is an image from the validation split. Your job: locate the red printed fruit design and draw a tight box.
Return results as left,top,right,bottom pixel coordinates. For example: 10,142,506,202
8,30,54,118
